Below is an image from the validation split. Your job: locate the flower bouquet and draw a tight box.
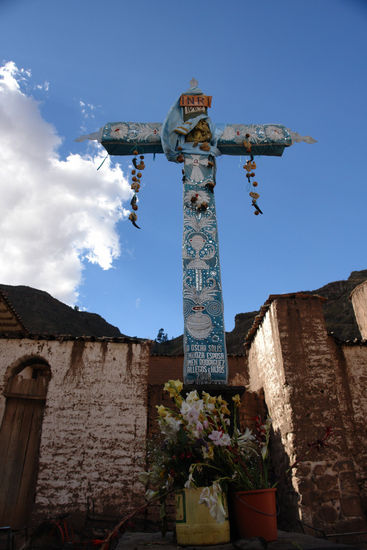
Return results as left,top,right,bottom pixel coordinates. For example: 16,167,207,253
143,380,273,528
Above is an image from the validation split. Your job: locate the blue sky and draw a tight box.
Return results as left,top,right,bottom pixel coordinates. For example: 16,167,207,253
0,0,366,340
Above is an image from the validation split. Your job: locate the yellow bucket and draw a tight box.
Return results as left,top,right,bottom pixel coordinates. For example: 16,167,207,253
175,488,230,546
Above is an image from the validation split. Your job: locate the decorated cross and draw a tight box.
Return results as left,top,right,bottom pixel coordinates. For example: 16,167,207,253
79,79,314,386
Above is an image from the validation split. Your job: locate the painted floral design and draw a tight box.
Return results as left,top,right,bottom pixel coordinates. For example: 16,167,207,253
109,123,129,139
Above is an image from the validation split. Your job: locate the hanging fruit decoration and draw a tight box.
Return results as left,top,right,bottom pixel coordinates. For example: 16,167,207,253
128,150,146,228
243,134,263,216
205,180,216,193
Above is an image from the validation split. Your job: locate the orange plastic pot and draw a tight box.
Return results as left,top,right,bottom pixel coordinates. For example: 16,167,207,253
232,488,277,542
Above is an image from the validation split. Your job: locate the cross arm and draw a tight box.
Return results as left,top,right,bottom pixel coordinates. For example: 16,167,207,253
98,121,293,157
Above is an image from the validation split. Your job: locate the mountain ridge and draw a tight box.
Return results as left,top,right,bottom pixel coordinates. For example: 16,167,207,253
0,284,122,338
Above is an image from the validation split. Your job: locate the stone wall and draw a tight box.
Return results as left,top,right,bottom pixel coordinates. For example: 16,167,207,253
246,294,367,534
0,336,150,524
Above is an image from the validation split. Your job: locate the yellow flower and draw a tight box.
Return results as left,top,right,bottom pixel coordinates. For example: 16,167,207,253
217,395,228,406
232,394,241,406
173,379,183,392
164,379,183,397
202,391,216,405
156,405,168,417
202,391,210,402
202,444,214,460
221,404,231,416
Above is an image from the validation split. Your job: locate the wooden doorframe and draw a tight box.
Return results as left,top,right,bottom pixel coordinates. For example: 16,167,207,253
0,357,51,529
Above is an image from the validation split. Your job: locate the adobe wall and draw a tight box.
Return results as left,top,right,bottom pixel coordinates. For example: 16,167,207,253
0,337,150,524
247,295,367,534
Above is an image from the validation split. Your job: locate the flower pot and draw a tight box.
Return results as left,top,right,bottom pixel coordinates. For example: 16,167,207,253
232,488,277,542
176,488,230,546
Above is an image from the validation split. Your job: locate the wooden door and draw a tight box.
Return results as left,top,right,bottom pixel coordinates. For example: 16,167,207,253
0,363,50,529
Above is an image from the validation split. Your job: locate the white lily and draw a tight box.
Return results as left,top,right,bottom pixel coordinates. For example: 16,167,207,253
237,427,255,447
185,390,200,403
158,414,182,437
199,483,227,523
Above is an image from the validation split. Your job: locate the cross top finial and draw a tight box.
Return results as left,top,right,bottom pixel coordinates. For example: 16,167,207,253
190,77,198,88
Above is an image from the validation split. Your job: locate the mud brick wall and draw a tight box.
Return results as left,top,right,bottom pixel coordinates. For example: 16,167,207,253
247,294,367,534
0,337,150,524
148,354,248,387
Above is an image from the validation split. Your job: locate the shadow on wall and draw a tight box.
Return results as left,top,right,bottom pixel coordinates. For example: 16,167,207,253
271,428,302,533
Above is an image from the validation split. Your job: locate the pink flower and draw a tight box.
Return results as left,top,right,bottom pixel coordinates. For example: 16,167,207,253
191,421,204,438
180,400,203,424
209,430,231,447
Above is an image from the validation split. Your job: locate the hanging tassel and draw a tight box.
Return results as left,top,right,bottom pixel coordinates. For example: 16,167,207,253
97,154,108,171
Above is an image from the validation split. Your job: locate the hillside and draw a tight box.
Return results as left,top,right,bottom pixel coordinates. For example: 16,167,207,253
313,269,367,341
0,284,122,337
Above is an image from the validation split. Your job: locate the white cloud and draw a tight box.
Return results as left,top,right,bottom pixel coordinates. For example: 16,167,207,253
79,99,96,119
35,81,50,92
0,61,131,304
